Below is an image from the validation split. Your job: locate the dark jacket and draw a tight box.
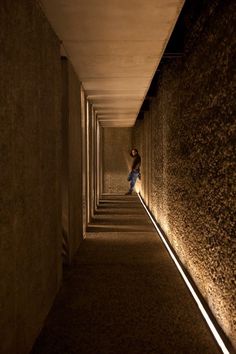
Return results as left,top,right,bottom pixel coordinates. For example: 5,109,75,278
132,153,141,171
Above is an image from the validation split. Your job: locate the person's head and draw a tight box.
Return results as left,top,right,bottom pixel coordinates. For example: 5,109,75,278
130,148,138,157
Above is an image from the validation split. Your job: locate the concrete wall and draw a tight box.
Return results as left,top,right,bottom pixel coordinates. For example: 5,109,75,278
133,0,236,347
89,106,96,217
61,58,84,264
85,102,92,224
96,121,102,204
0,1,62,353
102,128,132,194
80,87,88,233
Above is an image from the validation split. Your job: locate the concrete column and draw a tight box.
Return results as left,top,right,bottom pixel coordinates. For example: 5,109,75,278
61,58,83,263
94,112,99,210
80,86,87,235
99,125,103,197
85,101,90,224
89,106,96,217
83,102,98,224
61,58,69,263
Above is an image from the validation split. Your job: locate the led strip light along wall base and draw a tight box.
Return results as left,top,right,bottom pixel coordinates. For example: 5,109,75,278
138,193,230,354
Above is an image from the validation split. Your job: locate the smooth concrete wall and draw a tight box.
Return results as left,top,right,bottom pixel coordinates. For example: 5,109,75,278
61,58,84,263
133,0,235,347
0,1,62,353
102,128,132,194
96,121,102,204
85,102,91,224
80,87,88,234
61,58,69,263
89,107,96,217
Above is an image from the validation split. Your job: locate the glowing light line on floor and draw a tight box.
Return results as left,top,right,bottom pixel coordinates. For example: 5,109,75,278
138,193,230,354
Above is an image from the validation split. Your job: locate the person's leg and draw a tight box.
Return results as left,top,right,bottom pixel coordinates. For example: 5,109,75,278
129,171,139,192
127,172,132,181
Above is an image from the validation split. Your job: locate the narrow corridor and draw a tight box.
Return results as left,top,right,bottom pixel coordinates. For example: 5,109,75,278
31,195,220,354
1,1,235,353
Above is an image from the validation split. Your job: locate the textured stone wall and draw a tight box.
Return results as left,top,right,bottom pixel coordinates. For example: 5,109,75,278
0,2,62,353
102,128,132,194
61,58,83,264
133,0,236,347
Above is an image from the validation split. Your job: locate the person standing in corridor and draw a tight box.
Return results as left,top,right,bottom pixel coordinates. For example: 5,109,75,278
125,148,141,195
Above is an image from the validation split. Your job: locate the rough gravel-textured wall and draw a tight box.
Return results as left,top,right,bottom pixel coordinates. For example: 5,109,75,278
102,128,132,194
61,58,83,264
0,2,62,353
133,0,236,347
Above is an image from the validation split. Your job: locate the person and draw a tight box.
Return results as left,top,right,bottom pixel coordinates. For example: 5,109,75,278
125,148,141,195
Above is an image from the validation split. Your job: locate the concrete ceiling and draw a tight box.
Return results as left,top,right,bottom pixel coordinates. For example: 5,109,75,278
40,0,184,127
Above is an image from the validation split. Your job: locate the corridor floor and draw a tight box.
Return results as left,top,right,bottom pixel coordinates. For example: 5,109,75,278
31,195,221,354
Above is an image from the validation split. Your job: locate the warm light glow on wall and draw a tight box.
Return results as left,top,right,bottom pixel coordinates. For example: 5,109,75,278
134,180,141,194
138,193,230,354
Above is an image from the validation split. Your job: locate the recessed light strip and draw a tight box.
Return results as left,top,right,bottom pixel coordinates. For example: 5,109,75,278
138,193,230,354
